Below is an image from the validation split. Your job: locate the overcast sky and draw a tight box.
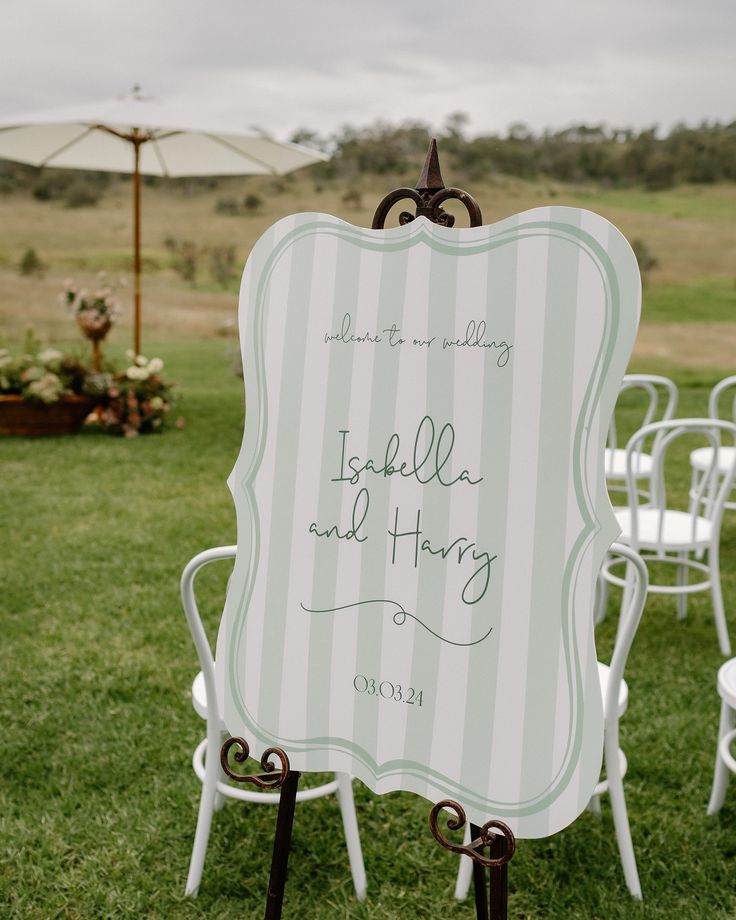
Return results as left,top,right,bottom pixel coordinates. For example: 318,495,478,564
1,0,733,140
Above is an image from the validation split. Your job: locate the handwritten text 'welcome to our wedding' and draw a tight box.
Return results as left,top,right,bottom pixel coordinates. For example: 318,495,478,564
325,312,512,368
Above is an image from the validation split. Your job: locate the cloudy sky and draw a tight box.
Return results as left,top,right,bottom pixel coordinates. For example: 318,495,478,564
1,0,733,140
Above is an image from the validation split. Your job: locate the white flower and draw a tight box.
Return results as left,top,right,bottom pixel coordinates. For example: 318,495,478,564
135,354,148,367
125,349,136,360
27,372,63,404
126,365,150,381
147,357,163,373
38,348,63,365
149,396,164,410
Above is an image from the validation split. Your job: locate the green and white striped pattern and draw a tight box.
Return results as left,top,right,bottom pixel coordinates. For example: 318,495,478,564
216,208,641,838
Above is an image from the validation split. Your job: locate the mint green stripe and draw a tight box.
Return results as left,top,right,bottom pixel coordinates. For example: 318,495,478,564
256,217,317,732
520,212,580,810
404,241,458,800
351,243,411,770
459,218,518,800
304,236,362,769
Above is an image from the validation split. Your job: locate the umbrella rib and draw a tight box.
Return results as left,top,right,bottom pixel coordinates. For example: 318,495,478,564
34,125,99,167
149,136,171,178
203,133,280,174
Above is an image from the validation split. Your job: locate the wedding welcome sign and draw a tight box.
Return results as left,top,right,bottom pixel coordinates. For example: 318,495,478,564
216,207,641,838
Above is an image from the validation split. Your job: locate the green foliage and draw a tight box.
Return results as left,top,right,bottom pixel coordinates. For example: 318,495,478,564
18,247,44,277
63,179,100,208
243,192,263,214
164,237,199,284
208,245,238,288
631,238,659,277
0,333,92,402
31,169,107,206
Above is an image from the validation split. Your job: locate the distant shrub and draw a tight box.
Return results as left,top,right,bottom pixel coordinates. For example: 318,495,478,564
18,247,45,277
341,188,363,209
243,193,263,214
643,154,678,191
64,180,100,208
164,237,199,284
33,173,71,201
209,245,238,287
215,196,240,215
631,238,659,278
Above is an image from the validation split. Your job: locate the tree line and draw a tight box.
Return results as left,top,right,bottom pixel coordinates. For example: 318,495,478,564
1,115,734,197
293,115,736,190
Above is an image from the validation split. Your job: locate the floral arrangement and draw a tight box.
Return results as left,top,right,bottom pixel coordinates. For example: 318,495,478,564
0,330,105,404
61,274,123,371
0,332,180,437
61,274,122,335
98,351,180,438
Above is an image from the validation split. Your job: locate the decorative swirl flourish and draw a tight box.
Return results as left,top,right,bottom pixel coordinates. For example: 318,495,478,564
372,186,484,230
220,736,290,789
300,599,493,647
429,800,515,868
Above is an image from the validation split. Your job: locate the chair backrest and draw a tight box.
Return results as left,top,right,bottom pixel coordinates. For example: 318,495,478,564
624,418,736,548
180,545,237,719
602,543,648,730
709,376,736,426
607,374,678,455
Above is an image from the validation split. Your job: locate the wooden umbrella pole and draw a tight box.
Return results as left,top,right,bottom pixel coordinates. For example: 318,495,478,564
132,137,142,357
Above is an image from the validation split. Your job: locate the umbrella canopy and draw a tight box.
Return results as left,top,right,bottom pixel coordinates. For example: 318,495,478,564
0,87,327,351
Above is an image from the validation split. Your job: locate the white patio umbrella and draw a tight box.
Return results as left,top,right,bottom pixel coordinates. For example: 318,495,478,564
0,86,327,354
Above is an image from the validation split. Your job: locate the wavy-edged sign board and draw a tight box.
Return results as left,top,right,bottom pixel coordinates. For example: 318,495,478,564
216,208,640,838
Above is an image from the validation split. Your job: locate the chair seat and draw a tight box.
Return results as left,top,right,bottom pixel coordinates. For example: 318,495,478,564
605,448,653,480
690,446,736,476
598,662,628,718
717,658,736,709
614,508,712,549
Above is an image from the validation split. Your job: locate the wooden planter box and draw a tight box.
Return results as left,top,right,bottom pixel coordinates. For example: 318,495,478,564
0,394,96,436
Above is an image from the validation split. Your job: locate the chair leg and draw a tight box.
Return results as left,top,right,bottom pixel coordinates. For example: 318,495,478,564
185,734,220,896
676,552,688,620
607,744,642,900
335,774,367,901
587,794,601,816
709,546,732,656
708,700,734,815
454,823,473,900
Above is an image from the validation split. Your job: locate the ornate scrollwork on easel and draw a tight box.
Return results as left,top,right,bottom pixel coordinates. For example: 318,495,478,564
372,139,483,229
220,736,291,789
429,799,516,868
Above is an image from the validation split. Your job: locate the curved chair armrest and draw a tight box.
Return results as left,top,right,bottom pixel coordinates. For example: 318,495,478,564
180,545,238,715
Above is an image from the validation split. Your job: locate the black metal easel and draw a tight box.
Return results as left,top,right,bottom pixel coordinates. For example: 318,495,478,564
221,140,516,920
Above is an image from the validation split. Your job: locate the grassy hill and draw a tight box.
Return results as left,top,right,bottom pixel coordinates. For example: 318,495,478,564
0,170,734,366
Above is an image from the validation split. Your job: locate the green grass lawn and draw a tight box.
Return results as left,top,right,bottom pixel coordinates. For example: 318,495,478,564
3,340,736,918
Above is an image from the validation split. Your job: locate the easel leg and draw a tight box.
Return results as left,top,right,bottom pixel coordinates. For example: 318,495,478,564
471,823,489,919
488,833,508,920
431,803,514,920
264,769,300,920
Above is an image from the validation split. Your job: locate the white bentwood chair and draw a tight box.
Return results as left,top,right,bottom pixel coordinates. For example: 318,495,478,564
605,374,678,504
707,657,736,816
601,419,736,656
690,376,736,513
181,545,367,899
456,543,649,900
